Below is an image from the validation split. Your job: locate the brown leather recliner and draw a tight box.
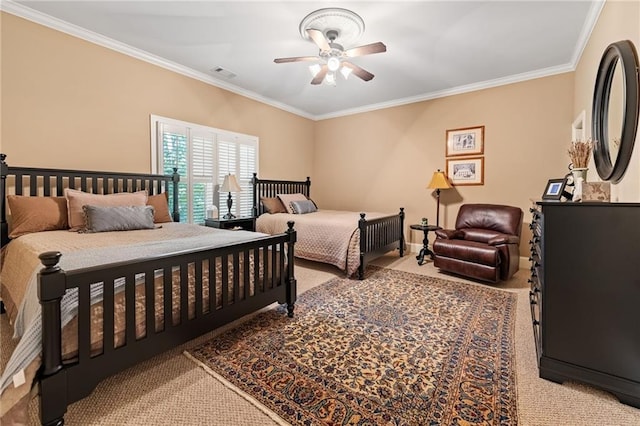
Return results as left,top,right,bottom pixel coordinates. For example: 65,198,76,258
433,204,523,283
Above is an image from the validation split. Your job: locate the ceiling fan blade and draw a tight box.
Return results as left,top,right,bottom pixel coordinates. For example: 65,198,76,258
342,62,374,81
306,28,331,52
344,42,387,57
310,65,328,85
274,56,319,64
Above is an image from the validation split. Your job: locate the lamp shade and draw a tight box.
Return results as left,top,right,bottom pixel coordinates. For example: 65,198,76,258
427,170,452,190
220,174,242,192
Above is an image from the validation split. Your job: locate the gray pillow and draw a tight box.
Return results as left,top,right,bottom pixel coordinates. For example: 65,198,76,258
289,199,317,214
82,205,155,233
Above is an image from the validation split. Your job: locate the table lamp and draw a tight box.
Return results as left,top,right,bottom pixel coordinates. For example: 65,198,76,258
427,169,452,227
220,174,242,219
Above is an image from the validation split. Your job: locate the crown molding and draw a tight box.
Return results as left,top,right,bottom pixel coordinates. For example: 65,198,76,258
1,0,603,122
570,0,605,68
0,0,315,120
315,64,575,121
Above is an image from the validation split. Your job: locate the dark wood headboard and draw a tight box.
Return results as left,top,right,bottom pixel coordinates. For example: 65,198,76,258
0,153,180,246
252,173,311,216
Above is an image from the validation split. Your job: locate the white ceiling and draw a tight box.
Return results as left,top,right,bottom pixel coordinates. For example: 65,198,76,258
6,1,602,120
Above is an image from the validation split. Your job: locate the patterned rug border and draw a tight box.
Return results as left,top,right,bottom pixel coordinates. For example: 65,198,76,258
183,350,289,426
184,266,519,425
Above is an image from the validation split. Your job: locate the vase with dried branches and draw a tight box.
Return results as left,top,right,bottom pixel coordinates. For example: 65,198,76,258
568,139,593,181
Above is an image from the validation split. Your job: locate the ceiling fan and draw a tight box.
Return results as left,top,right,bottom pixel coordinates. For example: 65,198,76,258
273,8,386,85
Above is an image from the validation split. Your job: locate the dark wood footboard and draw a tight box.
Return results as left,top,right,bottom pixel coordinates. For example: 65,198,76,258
358,208,405,279
37,226,296,425
0,156,297,425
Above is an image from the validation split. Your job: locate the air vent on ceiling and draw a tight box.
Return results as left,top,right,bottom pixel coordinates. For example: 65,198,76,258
210,66,237,79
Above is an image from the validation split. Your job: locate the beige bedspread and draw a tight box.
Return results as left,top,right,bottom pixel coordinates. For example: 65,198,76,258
256,209,387,276
0,223,273,423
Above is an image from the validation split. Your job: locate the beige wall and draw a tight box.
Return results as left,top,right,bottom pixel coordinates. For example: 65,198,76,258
573,0,640,202
314,74,575,249
0,13,315,179
5,5,636,253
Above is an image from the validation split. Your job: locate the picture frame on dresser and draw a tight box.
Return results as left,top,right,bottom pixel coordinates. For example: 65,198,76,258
541,178,566,200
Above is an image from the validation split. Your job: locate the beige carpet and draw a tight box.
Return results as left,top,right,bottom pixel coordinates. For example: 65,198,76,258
2,254,639,425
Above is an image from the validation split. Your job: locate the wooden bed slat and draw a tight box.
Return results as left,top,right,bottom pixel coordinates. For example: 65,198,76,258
195,259,203,318
163,267,172,331
180,263,188,324
145,271,155,337
103,280,115,354
125,274,136,345
78,283,91,363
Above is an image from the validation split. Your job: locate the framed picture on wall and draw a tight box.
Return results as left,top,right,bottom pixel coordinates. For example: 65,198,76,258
446,126,485,157
446,157,484,186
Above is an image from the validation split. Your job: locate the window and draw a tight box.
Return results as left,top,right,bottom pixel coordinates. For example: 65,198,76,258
151,115,258,223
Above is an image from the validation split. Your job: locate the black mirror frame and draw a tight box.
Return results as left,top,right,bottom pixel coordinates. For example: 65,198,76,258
592,40,640,184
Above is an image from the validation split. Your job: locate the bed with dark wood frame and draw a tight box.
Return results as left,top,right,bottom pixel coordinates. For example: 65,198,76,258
0,154,297,426
252,173,404,279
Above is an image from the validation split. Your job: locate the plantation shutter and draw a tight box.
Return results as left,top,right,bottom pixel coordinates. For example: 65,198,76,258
153,115,258,223
238,141,257,217
217,139,237,217
158,122,188,222
191,131,216,224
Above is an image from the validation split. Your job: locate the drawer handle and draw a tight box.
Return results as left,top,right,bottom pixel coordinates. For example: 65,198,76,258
532,319,540,326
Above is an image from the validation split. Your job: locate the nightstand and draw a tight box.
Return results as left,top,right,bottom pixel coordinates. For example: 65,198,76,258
205,217,255,232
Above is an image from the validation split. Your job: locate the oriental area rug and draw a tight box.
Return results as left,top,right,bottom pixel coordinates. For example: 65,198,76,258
185,267,518,425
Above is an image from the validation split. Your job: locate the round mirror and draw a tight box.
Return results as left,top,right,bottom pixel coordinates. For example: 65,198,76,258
607,60,624,163
592,40,640,183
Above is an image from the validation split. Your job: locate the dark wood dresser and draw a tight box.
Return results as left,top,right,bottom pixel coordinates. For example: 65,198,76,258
529,201,640,408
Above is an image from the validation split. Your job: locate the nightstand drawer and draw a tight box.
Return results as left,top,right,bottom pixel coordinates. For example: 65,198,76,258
205,217,255,232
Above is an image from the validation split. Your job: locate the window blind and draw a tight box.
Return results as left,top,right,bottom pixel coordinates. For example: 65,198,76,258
151,115,258,224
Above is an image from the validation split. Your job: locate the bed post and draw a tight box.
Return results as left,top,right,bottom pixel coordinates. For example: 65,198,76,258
252,172,258,218
0,154,6,313
358,213,367,280
1,154,9,248
38,251,68,426
399,207,405,257
285,221,297,318
171,167,180,222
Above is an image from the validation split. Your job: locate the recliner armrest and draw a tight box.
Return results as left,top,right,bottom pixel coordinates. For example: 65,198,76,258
487,234,520,245
435,229,463,239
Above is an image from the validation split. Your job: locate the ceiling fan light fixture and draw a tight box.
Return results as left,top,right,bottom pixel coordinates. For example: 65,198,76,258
327,57,341,72
325,72,336,86
340,66,353,80
274,7,385,86
309,63,322,77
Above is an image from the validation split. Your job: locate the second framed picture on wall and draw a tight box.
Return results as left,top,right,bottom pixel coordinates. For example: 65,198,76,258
446,125,485,157
446,156,484,186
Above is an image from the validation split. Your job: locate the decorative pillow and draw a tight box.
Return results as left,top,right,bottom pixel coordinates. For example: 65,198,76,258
147,193,173,223
289,199,318,214
7,196,68,238
65,188,148,231
277,193,308,214
260,197,286,214
82,205,155,233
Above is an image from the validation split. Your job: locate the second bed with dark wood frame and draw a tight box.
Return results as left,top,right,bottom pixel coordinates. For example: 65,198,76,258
252,173,405,279
0,155,297,426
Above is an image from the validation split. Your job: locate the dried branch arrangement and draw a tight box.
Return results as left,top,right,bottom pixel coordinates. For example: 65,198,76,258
568,139,593,168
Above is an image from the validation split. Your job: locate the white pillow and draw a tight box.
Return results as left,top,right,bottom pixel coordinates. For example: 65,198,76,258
277,193,308,214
